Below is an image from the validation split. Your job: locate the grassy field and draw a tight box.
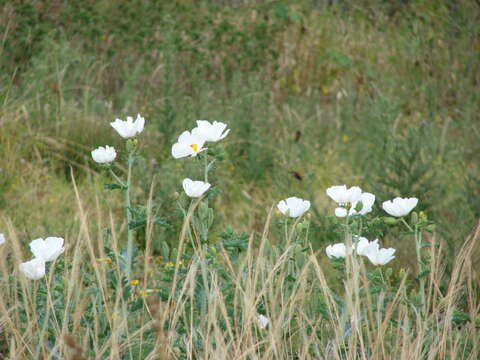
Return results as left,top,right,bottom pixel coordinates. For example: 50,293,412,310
0,0,479,358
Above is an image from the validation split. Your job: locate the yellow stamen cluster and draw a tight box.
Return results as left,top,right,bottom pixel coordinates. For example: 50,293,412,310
190,143,199,152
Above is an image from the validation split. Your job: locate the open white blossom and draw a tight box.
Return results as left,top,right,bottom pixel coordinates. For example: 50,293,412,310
349,192,375,216
354,236,379,256
192,120,230,142
277,197,310,218
110,114,145,138
327,185,375,217
0,233,5,245
91,146,117,164
172,130,206,159
382,197,418,217
257,314,269,329
326,243,348,259
182,178,211,198
19,258,46,280
326,185,362,204
29,237,65,262
362,242,396,265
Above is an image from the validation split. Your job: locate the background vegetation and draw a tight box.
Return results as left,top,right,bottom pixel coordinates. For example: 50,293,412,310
0,0,479,358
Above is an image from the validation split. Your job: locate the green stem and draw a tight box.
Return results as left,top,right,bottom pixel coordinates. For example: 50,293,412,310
401,218,425,310
109,168,126,188
400,217,414,232
204,151,209,183
415,223,426,310
125,150,134,281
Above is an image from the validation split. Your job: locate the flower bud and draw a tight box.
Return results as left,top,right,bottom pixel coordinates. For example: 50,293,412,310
411,211,418,225
383,217,399,225
354,200,364,212
126,139,136,152
419,211,427,221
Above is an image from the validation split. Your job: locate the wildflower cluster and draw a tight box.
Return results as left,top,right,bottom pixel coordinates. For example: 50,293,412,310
323,185,418,266
171,120,230,198
88,115,426,282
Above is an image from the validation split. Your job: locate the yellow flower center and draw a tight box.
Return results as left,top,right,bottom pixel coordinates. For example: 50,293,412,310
190,143,199,152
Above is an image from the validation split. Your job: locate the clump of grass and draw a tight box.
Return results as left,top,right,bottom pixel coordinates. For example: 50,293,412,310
1,183,479,358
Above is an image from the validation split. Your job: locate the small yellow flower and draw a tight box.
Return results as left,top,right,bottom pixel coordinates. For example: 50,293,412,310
98,257,113,264
419,211,427,220
139,289,155,298
130,279,140,286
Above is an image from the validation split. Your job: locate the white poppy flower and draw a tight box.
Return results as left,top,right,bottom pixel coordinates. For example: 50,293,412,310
353,236,379,256
327,185,375,217
326,243,347,259
29,237,65,262
361,241,396,265
0,233,5,245
172,130,206,159
257,314,269,329
349,192,375,216
326,185,362,205
382,197,418,217
192,120,230,142
110,114,145,138
363,244,396,266
19,258,46,280
277,197,311,218
182,178,211,198
91,145,117,164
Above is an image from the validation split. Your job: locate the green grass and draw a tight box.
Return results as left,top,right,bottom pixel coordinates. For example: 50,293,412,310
0,0,479,358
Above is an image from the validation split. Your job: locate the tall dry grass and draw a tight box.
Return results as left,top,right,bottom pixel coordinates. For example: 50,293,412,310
1,177,478,359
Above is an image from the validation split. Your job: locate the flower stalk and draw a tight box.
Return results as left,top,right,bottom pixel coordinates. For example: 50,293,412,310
401,217,425,309
125,143,135,281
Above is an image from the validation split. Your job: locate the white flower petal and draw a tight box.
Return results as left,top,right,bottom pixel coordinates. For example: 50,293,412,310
110,115,145,138
193,120,230,142
257,314,269,329
350,192,376,215
335,207,348,217
354,237,379,256
326,185,349,203
172,130,206,159
172,143,194,159
382,197,418,217
277,197,310,218
0,233,5,245
182,178,211,198
20,258,46,280
91,145,117,163
364,244,396,265
326,243,347,259
29,237,64,262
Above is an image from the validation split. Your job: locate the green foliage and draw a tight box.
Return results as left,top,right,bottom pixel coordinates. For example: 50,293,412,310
0,0,479,357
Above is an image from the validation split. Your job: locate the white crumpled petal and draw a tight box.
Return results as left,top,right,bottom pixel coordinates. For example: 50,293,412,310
19,257,46,280
277,197,310,218
382,197,418,217
182,178,211,198
192,120,230,142
29,237,65,262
